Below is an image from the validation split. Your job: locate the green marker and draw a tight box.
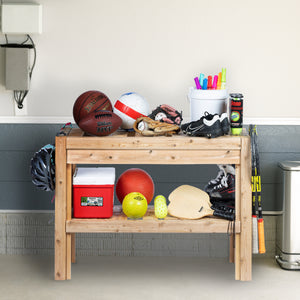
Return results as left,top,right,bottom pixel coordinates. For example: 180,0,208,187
221,68,226,90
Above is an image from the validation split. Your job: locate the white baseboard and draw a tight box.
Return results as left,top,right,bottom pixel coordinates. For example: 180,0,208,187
1,116,300,125
0,116,74,124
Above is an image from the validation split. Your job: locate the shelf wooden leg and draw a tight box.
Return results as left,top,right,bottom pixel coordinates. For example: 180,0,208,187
229,234,234,263
71,164,76,264
71,233,76,263
55,136,67,280
239,137,252,281
66,234,72,280
66,163,73,279
235,233,241,280
235,163,241,280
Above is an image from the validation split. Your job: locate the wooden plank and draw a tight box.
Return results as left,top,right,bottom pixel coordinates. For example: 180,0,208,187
71,165,76,264
66,219,240,233
55,136,67,280
235,234,241,280
66,164,72,220
240,136,252,281
71,233,76,264
66,209,241,234
66,131,242,150
68,128,84,137
67,149,241,165
66,164,72,280
229,234,234,263
235,164,241,280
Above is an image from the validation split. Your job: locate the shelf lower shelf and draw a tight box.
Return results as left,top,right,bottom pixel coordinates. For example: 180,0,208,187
66,208,240,234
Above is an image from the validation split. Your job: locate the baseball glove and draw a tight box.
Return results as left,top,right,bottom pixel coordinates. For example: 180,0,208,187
148,104,183,125
133,116,180,136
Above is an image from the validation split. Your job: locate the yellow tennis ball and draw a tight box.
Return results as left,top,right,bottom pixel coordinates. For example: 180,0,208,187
231,112,240,122
154,195,168,219
122,192,148,219
231,128,242,135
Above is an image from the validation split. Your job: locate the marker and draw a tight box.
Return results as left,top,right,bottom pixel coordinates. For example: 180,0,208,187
202,78,208,90
194,77,201,89
212,75,218,90
221,68,226,90
199,73,204,87
217,72,222,89
207,76,212,89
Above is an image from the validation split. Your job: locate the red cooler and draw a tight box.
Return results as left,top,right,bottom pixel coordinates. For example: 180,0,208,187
73,167,115,218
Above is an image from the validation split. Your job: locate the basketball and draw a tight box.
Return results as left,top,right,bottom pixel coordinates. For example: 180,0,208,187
116,168,154,204
73,90,113,125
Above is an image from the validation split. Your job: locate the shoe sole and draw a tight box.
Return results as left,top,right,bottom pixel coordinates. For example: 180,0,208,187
182,124,228,138
185,128,223,138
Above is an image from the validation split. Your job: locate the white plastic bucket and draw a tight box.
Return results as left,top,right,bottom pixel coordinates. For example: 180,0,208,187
188,87,228,122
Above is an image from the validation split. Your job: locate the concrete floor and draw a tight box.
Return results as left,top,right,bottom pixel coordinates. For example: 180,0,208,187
0,255,299,300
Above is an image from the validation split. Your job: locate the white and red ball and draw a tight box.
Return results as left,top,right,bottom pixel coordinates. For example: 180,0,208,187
113,92,150,130
78,110,122,136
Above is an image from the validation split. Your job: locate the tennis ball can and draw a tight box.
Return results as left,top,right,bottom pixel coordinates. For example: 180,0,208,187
230,93,243,135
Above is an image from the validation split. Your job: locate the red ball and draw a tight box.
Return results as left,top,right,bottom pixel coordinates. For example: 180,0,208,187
73,90,113,125
116,168,154,204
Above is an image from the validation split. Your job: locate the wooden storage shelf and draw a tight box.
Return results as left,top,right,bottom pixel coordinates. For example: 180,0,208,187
66,208,241,234
55,129,252,281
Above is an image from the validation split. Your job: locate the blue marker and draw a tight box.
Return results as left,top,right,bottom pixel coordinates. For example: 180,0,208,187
202,78,208,90
199,73,204,88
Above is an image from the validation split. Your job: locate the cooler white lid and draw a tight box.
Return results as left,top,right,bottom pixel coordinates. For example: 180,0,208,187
73,167,115,185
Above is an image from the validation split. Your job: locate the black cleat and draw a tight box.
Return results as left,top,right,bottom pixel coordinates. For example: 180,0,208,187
220,113,230,135
204,165,226,194
181,113,223,138
209,172,235,200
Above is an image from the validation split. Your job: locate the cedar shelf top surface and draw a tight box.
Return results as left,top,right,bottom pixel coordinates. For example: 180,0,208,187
64,128,246,150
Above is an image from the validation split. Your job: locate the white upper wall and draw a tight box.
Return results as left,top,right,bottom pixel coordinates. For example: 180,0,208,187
0,0,299,119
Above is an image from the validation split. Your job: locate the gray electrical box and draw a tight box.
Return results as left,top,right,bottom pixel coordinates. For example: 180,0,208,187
5,47,30,91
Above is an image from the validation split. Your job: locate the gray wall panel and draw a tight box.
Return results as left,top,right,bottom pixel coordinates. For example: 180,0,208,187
259,152,300,184
115,164,220,183
0,124,62,151
256,125,300,153
0,182,55,210
0,151,34,181
1,124,300,211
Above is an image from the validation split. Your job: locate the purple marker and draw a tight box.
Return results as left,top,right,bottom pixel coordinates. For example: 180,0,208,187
194,77,201,89
212,75,218,90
